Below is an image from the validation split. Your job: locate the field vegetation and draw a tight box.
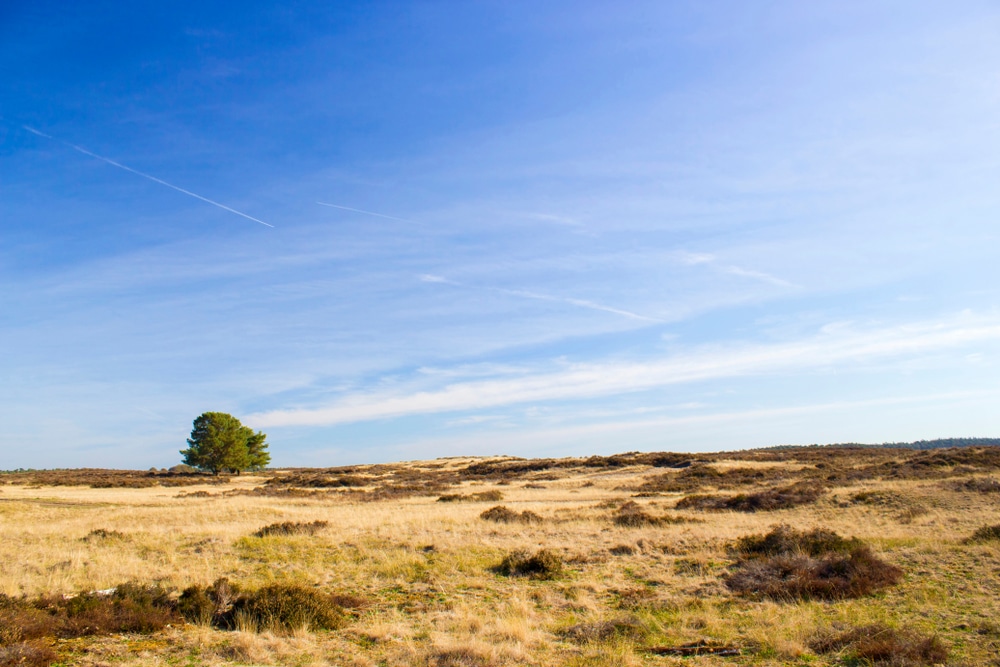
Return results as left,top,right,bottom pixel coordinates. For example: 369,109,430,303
1,446,999,665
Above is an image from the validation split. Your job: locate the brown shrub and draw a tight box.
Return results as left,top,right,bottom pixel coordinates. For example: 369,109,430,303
965,524,1000,544
0,642,56,667
479,506,542,524
559,616,646,643
726,548,902,600
726,526,901,601
810,624,947,666
494,549,563,579
252,520,328,538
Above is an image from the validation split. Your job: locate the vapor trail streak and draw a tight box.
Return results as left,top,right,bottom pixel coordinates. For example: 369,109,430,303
419,274,661,323
23,126,274,228
317,201,419,224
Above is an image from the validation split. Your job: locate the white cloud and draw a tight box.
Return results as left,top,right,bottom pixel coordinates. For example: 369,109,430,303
247,312,1000,428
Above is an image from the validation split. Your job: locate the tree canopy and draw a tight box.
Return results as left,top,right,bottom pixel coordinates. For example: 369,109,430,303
180,412,270,474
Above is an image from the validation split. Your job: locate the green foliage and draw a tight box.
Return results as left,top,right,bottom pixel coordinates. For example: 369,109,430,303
179,412,270,474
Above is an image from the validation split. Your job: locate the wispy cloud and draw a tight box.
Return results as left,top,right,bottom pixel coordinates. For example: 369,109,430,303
23,126,274,228
247,312,1000,428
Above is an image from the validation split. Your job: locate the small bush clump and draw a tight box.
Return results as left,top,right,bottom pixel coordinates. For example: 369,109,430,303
810,624,947,666
732,525,862,557
965,524,1000,544
494,549,563,579
252,520,328,538
725,525,902,601
81,528,128,542
479,505,543,523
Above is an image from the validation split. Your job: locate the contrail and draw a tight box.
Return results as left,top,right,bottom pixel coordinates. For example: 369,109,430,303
419,274,662,323
499,287,663,323
317,201,419,224
23,125,274,228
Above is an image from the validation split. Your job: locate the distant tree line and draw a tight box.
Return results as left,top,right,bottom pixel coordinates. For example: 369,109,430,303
761,437,1000,451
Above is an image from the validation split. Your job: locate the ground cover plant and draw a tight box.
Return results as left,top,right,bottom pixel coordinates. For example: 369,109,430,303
1,446,999,666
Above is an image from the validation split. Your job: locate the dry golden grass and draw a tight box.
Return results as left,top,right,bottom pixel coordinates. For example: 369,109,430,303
1,449,1000,665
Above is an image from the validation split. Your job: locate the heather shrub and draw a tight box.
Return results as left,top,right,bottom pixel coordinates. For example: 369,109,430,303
732,524,862,558
726,526,901,601
56,583,176,636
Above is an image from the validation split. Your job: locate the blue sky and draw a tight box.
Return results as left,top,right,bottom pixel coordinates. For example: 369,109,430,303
2,1,1000,469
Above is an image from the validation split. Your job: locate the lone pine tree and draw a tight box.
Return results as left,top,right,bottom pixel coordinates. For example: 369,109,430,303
180,412,270,474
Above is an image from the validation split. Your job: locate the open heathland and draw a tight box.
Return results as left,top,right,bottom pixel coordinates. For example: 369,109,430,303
1,446,1000,665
